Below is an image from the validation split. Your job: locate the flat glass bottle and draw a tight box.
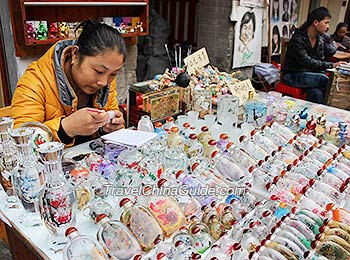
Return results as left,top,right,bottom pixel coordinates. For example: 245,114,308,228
119,197,163,251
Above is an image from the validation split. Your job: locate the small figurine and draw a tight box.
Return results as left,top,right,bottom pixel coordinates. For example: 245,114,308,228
315,113,327,138
59,22,69,38
338,121,348,142
289,114,300,133
299,107,308,129
135,21,143,32
304,115,316,136
36,21,48,40
48,22,59,39
26,21,36,40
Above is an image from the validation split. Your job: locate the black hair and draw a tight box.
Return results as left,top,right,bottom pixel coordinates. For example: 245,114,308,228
335,22,348,33
272,0,280,18
282,25,288,37
305,7,331,27
272,25,281,53
240,11,256,37
75,19,127,62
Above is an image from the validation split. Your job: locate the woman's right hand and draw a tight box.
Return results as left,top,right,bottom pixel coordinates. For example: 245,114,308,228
61,108,109,137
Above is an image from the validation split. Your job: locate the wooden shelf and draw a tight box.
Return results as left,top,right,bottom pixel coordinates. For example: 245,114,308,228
9,0,149,56
24,1,147,6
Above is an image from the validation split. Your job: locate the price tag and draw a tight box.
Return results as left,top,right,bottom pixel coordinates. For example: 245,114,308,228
184,47,210,75
228,79,256,106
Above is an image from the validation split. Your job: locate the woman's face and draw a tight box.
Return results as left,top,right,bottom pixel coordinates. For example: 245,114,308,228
72,49,124,95
273,33,279,44
240,20,254,46
273,1,279,12
336,26,347,40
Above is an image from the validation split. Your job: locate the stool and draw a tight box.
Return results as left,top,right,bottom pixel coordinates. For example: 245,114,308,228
275,82,307,100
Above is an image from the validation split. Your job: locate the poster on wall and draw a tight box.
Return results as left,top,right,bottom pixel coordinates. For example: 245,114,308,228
233,7,263,68
240,0,265,8
270,0,298,56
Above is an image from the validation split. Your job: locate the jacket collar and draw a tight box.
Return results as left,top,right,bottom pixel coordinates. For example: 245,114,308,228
53,39,110,108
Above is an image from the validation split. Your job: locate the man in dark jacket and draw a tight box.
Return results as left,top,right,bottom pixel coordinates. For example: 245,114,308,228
282,7,345,104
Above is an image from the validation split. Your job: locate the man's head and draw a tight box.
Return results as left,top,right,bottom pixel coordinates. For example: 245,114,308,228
306,7,331,34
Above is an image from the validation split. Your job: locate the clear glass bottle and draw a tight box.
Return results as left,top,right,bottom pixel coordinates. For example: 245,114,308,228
211,151,245,183
0,117,18,198
189,217,212,254
167,126,184,149
96,214,141,259
250,129,278,154
119,197,164,251
202,139,217,158
38,142,77,251
154,121,167,143
163,116,176,133
184,134,204,159
180,122,192,140
9,127,45,226
175,170,216,206
225,142,256,172
63,227,108,260
198,126,212,147
137,115,154,132
238,135,269,161
217,133,229,153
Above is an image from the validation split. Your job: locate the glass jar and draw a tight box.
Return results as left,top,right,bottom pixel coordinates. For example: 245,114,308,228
245,100,267,128
137,115,154,132
192,87,212,118
217,95,239,128
0,117,18,199
38,142,77,251
9,127,45,226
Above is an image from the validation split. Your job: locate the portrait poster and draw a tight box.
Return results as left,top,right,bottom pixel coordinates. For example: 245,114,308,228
270,0,298,56
240,0,265,8
233,7,263,68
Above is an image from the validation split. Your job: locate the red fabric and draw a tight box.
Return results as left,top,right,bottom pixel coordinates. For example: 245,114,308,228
275,82,307,100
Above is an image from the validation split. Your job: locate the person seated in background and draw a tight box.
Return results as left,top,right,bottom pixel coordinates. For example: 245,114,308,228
322,32,337,59
11,19,126,146
282,7,345,104
331,22,350,51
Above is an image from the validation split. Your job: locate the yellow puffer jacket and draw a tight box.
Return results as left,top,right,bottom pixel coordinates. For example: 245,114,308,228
11,39,119,147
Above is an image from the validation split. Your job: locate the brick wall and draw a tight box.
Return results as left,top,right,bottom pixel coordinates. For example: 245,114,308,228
197,0,234,72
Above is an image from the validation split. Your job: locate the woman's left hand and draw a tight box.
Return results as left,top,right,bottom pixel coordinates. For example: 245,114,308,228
102,110,125,133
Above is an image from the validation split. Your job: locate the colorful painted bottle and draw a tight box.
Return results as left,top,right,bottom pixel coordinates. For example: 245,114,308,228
119,197,164,251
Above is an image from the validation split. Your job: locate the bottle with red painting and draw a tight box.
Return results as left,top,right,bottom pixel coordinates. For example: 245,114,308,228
38,142,77,252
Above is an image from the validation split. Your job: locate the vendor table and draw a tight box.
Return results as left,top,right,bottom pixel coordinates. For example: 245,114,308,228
1,95,350,260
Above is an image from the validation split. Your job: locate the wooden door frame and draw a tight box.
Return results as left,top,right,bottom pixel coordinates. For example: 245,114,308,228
0,25,11,106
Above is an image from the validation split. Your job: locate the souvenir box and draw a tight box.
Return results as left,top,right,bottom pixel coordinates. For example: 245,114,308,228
126,81,191,127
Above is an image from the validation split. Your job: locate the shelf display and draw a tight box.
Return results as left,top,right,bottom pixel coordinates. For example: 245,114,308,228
9,0,149,56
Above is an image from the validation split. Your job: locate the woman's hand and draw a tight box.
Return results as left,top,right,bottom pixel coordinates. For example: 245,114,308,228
101,110,125,133
61,108,109,137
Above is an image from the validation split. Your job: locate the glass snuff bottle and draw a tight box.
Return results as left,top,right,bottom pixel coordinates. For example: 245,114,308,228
38,142,77,252
63,227,108,260
119,197,164,251
141,185,186,237
96,214,141,259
